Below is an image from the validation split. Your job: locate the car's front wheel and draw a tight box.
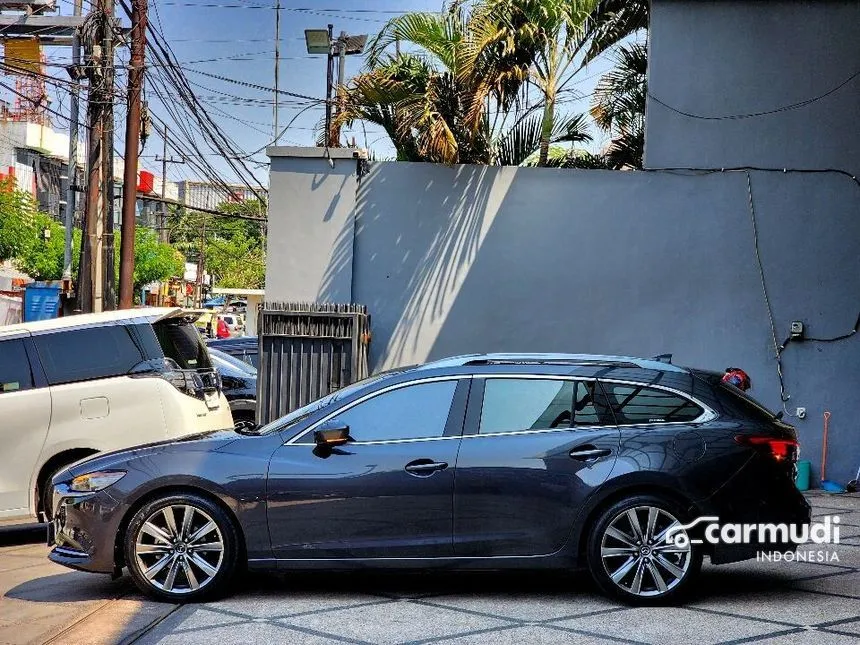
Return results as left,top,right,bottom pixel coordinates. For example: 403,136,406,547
586,495,702,605
124,493,240,602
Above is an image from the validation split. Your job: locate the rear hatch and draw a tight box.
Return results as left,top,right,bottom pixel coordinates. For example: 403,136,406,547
151,314,222,410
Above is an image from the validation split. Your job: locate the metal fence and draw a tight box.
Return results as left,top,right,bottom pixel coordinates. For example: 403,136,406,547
257,302,371,425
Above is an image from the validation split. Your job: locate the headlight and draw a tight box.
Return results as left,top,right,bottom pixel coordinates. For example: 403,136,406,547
69,471,127,492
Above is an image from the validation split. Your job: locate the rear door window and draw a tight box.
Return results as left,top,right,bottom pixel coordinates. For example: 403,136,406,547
0,338,34,393
601,382,703,425
153,321,212,370
34,326,145,385
480,379,575,434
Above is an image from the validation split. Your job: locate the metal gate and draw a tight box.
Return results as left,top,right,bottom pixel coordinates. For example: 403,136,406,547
257,302,371,425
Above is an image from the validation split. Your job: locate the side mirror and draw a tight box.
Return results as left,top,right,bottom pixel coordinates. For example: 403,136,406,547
314,421,350,447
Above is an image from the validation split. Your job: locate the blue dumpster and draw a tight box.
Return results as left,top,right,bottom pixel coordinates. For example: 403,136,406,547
23,282,61,322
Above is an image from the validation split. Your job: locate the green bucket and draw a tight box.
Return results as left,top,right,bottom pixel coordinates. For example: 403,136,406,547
795,460,811,491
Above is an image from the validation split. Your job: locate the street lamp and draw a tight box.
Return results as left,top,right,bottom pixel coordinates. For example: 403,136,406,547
304,26,368,147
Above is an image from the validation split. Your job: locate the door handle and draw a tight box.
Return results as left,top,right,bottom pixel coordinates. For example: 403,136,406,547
569,446,612,461
404,459,448,476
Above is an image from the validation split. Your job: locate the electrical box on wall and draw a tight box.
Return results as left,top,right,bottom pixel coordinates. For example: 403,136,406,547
790,321,804,340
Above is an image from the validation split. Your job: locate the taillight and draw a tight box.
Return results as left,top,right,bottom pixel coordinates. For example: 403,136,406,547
735,434,799,463
129,359,220,399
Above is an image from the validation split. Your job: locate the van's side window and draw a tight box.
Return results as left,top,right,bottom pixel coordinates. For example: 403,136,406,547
34,326,145,385
0,339,34,393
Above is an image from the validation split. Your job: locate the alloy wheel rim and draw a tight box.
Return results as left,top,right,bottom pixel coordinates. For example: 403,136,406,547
600,505,691,597
134,504,224,594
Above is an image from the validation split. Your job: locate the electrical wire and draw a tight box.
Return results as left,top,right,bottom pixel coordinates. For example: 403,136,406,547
648,69,860,121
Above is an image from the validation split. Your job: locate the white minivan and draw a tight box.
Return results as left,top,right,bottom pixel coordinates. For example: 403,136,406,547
0,308,234,521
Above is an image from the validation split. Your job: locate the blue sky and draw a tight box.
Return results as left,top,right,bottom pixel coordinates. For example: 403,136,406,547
25,0,618,190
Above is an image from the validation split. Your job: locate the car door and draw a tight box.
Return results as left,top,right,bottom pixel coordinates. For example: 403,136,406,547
266,377,469,559
0,335,51,519
453,376,619,556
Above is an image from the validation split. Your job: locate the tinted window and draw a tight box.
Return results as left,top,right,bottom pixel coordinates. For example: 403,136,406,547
481,379,574,434
602,383,703,425
574,381,614,426
153,321,212,370
328,380,457,442
0,339,34,393
35,326,144,385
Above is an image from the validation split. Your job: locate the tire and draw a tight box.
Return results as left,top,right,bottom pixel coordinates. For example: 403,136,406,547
586,494,703,606
124,493,240,602
232,411,257,433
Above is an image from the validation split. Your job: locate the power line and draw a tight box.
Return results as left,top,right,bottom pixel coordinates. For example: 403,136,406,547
648,69,860,120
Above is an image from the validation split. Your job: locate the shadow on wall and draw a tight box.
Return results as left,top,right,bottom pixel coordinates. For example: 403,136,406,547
316,171,353,302
350,163,515,369
346,161,860,485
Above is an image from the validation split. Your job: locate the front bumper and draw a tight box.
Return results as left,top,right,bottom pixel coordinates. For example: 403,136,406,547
47,483,125,574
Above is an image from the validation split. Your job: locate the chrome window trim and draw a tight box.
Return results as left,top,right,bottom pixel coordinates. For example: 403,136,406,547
284,373,715,446
284,375,465,445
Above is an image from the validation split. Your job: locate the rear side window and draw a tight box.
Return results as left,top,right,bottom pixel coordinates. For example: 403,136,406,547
0,338,34,393
153,321,212,370
34,326,144,385
481,379,575,433
602,383,703,425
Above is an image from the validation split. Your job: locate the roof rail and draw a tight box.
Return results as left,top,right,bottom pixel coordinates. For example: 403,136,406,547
420,353,686,373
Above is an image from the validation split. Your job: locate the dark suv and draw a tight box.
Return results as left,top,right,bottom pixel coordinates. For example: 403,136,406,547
49,353,810,605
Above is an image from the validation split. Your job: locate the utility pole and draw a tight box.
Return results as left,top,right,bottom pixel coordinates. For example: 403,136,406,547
101,0,116,310
119,0,147,309
195,219,206,307
155,123,184,243
62,0,83,295
273,0,280,143
324,23,333,146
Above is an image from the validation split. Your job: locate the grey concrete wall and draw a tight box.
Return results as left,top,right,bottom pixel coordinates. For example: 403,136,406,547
266,157,859,486
265,148,358,303
645,0,860,176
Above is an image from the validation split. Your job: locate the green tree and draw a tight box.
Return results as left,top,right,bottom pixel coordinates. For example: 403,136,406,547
167,199,266,290
590,42,646,169
121,226,185,294
484,0,599,166
0,179,82,281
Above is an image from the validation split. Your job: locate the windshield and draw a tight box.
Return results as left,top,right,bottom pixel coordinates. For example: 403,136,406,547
209,348,256,376
255,370,402,435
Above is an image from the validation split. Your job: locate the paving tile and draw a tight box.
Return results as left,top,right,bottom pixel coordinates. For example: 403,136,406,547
437,624,619,644
50,598,178,645
206,589,389,620
822,619,860,636
752,628,860,644
280,598,512,645
137,619,334,645
551,607,781,645
793,572,860,598
688,585,860,625
423,591,624,622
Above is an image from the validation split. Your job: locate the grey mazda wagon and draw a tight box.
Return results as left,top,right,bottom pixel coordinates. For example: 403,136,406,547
48,353,810,605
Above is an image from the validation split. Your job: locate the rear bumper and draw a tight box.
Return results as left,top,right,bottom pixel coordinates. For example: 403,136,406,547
700,460,812,565
47,484,124,574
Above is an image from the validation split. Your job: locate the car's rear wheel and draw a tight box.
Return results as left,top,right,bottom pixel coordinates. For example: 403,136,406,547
124,493,240,602
586,495,702,605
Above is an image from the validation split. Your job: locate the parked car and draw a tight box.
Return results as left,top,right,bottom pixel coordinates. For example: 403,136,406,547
48,353,809,605
209,348,256,431
187,309,216,339
0,308,233,523
217,313,244,337
206,335,258,368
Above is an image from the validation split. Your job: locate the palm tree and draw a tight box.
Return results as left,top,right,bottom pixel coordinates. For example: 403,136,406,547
590,42,646,169
335,3,530,164
336,1,601,166
481,0,600,166
580,0,649,64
